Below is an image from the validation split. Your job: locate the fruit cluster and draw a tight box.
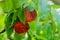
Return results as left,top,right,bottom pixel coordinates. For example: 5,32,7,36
14,7,37,34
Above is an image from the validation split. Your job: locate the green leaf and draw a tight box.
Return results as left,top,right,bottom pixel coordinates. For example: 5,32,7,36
4,10,14,29
3,0,13,12
14,32,25,40
42,23,53,39
28,1,35,12
38,0,50,21
12,0,27,9
32,0,38,10
12,0,20,9
6,27,13,39
17,7,26,23
0,34,4,40
4,10,16,38
0,1,3,7
9,12,17,29
51,8,60,39
27,32,32,40
29,21,36,31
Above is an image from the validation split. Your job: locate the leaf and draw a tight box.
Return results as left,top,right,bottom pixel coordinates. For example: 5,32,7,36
51,8,60,38
3,0,13,12
35,0,51,36
28,1,35,12
28,21,36,33
12,0,20,9
42,23,53,39
6,27,13,39
0,34,4,40
0,1,3,7
4,10,14,29
0,1,5,12
14,32,25,40
19,0,27,6
12,0,27,9
0,9,6,30
27,32,32,40
4,13,14,38
38,0,50,21
36,16,42,35
9,12,17,29
17,6,26,23
32,0,38,10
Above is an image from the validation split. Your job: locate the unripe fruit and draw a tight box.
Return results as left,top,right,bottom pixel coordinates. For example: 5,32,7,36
25,7,37,22
14,22,29,34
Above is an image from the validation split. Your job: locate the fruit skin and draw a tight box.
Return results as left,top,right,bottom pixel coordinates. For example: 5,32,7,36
30,10,37,21
25,7,37,22
14,22,29,34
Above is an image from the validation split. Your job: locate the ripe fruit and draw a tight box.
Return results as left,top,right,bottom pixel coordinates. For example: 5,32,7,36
14,22,29,34
25,7,37,22
30,10,37,21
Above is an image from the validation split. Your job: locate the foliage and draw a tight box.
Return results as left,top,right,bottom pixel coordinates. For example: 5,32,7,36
0,0,60,40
